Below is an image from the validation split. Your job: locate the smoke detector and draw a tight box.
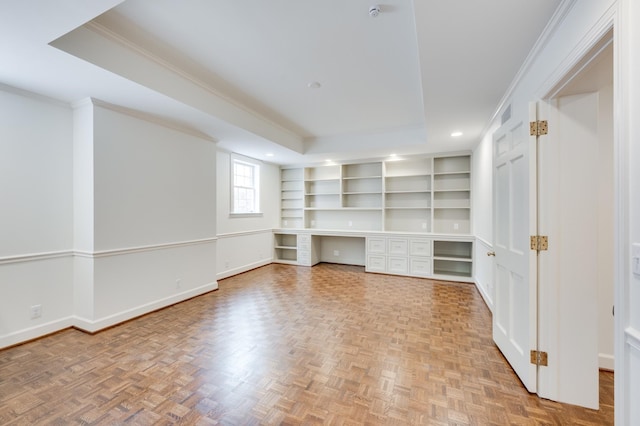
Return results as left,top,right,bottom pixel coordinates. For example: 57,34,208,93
369,5,381,17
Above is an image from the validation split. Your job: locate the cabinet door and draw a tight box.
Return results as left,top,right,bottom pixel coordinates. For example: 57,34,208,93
410,257,432,277
387,238,408,256
367,237,386,254
409,238,432,256
388,257,408,275
366,255,386,273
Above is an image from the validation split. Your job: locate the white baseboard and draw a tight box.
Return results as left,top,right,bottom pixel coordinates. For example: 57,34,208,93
73,281,218,333
0,316,75,349
599,353,615,371
474,278,494,313
216,259,272,280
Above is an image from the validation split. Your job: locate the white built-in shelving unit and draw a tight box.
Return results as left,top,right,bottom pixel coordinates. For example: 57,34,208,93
276,154,473,282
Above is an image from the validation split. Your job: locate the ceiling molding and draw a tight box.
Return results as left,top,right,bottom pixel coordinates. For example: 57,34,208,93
90,97,218,143
479,0,578,143
78,20,303,149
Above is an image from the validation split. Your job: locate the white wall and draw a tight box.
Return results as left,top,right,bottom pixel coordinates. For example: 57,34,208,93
472,120,498,310
0,87,75,347
216,150,279,279
74,102,218,330
0,92,220,346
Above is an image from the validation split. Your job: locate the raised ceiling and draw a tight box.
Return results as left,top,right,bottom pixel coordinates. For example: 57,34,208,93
2,0,562,165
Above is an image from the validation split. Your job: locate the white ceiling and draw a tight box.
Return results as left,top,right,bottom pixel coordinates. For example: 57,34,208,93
1,0,562,165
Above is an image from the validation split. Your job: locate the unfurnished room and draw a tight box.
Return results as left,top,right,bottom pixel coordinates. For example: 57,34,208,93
1,1,640,425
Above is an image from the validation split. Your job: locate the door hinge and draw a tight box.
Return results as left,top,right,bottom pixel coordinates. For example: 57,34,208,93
530,350,548,366
530,235,549,251
529,120,548,136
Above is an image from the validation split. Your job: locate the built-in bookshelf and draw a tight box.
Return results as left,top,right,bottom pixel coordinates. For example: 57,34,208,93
280,168,304,228
432,156,471,233
280,154,471,234
273,233,298,264
432,240,473,278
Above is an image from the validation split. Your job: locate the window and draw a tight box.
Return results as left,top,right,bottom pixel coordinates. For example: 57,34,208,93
231,157,261,215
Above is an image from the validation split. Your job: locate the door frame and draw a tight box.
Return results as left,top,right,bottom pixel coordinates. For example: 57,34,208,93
534,18,619,409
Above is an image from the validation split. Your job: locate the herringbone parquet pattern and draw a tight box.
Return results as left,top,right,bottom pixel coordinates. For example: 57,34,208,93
0,263,613,425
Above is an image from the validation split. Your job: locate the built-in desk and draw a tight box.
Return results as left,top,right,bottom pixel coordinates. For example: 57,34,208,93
272,229,474,283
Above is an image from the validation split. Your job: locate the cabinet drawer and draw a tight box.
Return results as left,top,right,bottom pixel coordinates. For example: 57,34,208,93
298,234,311,244
388,238,408,256
387,256,408,274
366,255,386,272
410,257,432,277
409,239,432,256
367,237,386,254
298,241,310,251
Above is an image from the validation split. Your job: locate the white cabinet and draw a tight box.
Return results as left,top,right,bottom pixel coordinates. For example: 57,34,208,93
366,236,432,278
366,254,386,273
277,154,474,282
409,257,432,277
433,239,473,280
387,238,408,256
274,233,298,264
388,256,408,274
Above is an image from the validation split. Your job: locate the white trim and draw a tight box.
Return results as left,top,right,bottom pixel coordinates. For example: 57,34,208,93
73,281,218,334
0,238,218,265
537,4,617,99
475,235,493,248
91,98,217,142
217,229,273,239
0,250,74,265
83,21,301,142
0,82,71,109
75,238,217,259
478,0,579,141
229,212,264,218
0,316,75,349
473,236,494,311
626,327,640,351
599,353,615,371
216,259,273,280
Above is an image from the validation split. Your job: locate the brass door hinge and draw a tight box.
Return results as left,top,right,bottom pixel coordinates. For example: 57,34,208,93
530,235,549,251
530,350,548,366
530,120,548,136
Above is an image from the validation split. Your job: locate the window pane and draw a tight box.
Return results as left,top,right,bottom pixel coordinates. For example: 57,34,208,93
232,159,260,213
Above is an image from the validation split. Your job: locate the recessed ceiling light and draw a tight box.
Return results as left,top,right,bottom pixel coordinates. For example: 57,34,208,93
451,131,463,137
308,81,322,89
266,153,274,157
390,153,397,157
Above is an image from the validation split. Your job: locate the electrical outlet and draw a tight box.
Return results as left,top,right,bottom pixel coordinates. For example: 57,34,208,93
225,261,230,269
333,250,340,257
454,223,459,230
176,279,182,289
284,220,288,226
30,304,42,319
422,222,427,230
311,220,316,226
348,221,353,227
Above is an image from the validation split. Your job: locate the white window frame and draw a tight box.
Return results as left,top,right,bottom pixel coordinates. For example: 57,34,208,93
230,155,262,217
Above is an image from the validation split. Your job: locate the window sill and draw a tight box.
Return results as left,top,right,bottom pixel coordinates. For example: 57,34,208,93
229,212,264,218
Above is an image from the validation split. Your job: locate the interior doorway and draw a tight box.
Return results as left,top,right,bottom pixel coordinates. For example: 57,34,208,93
537,32,614,409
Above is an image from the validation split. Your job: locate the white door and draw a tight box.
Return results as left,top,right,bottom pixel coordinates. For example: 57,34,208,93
492,107,538,392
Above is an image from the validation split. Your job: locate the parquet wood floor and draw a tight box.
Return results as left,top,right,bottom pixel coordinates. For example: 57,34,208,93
0,263,613,425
